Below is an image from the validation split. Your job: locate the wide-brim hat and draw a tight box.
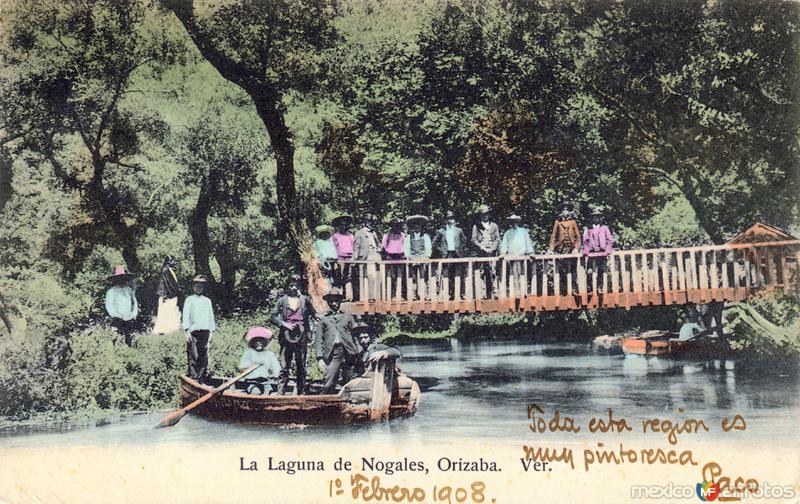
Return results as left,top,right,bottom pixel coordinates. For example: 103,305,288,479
477,204,492,214
108,265,134,281
590,207,604,216
351,322,375,336
406,214,429,226
323,287,345,301
192,275,209,283
245,326,274,344
332,215,354,227
315,224,334,236
507,214,522,221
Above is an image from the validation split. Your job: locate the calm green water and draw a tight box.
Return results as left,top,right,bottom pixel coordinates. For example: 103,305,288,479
0,340,797,447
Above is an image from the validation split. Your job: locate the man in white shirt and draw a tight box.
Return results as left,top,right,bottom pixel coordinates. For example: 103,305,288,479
182,275,217,384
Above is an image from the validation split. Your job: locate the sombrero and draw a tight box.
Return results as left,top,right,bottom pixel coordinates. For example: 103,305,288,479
244,326,274,344
406,214,429,226
108,265,134,281
323,287,345,301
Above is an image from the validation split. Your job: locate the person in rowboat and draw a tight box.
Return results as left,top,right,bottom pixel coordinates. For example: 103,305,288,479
352,322,401,376
238,327,281,395
315,287,359,394
271,274,317,395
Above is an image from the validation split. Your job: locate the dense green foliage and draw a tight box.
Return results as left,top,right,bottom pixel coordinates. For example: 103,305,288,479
0,0,798,419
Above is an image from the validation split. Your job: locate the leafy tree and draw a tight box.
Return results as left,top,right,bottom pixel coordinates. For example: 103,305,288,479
161,0,341,303
3,0,184,274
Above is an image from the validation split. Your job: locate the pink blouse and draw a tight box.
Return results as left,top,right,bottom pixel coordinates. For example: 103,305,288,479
382,232,405,255
332,232,355,259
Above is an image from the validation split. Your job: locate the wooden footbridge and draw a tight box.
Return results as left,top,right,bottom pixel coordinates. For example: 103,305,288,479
334,235,800,315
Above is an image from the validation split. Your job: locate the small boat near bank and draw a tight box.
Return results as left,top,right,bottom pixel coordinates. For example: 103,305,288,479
179,362,421,424
621,332,730,359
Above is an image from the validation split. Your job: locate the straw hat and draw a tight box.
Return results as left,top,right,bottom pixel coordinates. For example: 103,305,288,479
315,224,334,237
323,287,345,301
477,204,492,214
332,215,354,228
406,214,429,226
192,275,209,283
507,214,522,221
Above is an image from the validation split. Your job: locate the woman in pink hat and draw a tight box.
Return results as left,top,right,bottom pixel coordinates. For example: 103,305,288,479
104,265,138,345
238,327,281,395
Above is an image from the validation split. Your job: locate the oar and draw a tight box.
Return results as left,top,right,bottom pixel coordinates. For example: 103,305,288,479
155,365,259,428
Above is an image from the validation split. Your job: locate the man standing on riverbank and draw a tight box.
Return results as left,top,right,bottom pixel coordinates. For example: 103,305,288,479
182,275,217,384
105,266,139,346
315,288,358,394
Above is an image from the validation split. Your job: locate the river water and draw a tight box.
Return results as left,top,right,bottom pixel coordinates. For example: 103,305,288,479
1,339,797,448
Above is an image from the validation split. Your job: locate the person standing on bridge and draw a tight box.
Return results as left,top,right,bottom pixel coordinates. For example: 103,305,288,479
382,217,406,299
471,205,500,298
432,211,468,300
314,225,338,289
332,215,355,289
404,215,432,300
353,214,382,301
500,214,535,295
581,208,614,293
548,200,582,294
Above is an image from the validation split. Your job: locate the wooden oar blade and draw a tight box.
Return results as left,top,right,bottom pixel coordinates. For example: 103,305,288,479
154,365,259,429
155,409,187,429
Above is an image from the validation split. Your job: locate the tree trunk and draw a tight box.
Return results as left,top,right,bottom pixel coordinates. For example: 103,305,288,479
189,184,216,282
164,2,327,308
250,93,326,308
0,145,12,211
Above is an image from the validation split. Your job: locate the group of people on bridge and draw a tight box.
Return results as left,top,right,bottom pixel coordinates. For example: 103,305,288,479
313,201,615,299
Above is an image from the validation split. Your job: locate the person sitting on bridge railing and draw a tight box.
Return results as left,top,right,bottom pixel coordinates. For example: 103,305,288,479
432,211,469,300
501,214,535,296
405,215,432,300
582,207,615,293
471,205,501,298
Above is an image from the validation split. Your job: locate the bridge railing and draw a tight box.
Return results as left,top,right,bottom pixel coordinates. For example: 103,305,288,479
327,240,800,312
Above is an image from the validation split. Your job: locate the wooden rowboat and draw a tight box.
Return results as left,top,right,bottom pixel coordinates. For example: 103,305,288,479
179,361,421,424
621,334,729,359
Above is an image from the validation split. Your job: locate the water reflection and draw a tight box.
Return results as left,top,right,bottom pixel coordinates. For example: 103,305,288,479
1,339,797,447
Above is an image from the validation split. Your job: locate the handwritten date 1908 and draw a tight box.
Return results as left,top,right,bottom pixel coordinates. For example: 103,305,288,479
327,474,495,504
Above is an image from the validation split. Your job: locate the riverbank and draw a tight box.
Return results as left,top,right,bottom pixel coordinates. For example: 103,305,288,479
1,293,797,423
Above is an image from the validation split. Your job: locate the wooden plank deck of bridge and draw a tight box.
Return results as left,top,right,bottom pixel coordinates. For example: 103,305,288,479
336,240,800,315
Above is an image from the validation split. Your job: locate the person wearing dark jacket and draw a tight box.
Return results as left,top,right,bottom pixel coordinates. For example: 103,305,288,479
314,288,358,394
431,211,469,300
271,274,317,395
352,322,401,376
471,204,500,298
